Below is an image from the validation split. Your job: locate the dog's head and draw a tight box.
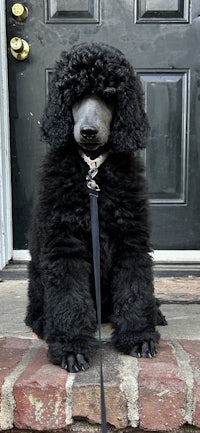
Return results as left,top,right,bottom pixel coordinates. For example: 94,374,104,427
41,43,149,153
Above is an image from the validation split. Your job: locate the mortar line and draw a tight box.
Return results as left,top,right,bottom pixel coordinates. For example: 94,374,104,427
118,354,139,427
65,372,76,425
170,340,194,425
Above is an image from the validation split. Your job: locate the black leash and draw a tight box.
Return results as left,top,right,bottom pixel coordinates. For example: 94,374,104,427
86,168,107,433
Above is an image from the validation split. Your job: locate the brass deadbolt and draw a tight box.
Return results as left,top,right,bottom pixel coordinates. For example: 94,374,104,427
10,37,30,60
11,3,28,21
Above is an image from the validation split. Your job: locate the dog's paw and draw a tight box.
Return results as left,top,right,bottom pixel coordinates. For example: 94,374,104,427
129,340,156,358
61,353,90,372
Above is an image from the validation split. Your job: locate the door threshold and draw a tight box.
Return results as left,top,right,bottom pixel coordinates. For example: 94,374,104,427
9,250,200,277
12,249,200,263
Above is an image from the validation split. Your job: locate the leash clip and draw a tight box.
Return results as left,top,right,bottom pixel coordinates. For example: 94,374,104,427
87,180,100,191
86,168,100,191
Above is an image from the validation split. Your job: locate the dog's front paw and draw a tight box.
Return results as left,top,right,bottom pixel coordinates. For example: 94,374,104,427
129,340,156,358
61,353,90,372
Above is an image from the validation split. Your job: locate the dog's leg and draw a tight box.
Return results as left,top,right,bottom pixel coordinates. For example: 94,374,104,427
41,256,97,372
25,261,44,338
110,253,160,358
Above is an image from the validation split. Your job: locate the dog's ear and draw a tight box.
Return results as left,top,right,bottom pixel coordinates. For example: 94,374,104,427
110,73,150,152
41,62,74,149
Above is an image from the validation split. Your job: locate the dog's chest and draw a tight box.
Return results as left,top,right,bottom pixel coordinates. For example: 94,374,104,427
99,231,115,272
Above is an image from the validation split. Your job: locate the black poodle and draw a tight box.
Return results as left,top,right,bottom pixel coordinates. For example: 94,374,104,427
25,43,166,372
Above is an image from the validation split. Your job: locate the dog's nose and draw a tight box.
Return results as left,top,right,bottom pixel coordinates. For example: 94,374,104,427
81,125,98,139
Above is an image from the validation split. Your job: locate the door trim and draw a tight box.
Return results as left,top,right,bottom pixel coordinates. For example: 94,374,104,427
0,0,13,270
152,250,200,263
12,250,200,263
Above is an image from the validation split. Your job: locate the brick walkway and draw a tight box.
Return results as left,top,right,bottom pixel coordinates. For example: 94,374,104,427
0,337,200,432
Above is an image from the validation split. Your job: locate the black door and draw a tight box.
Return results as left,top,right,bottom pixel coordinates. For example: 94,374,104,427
6,0,200,250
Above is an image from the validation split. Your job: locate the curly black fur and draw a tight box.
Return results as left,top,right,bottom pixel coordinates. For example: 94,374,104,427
25,43,166,372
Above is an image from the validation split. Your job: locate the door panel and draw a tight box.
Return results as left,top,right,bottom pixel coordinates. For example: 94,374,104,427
140,70,188,203
136,0,190,23
6,0,200,250
45,0,100,23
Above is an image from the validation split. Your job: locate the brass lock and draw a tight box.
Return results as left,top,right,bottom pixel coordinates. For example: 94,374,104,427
11,3,28,22
10,37,30,60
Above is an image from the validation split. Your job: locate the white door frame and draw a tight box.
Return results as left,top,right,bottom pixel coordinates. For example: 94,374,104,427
0,3,199,269
11,250,200,263
0,0,13,270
